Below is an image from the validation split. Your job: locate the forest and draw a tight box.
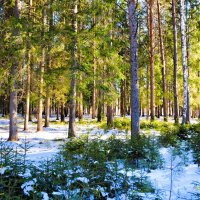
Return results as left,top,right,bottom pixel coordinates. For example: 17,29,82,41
0,0,200,199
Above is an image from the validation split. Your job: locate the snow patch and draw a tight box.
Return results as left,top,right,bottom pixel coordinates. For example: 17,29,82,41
21,178,37,196
41,192,49,200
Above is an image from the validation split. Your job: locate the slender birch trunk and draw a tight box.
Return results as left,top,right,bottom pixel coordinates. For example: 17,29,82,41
186,0,191,124
180,0,188,124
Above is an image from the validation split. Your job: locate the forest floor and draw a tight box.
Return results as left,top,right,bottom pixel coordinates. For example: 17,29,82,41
0,116,199,199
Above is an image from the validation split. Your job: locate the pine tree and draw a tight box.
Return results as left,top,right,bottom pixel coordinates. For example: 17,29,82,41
128,0,140,136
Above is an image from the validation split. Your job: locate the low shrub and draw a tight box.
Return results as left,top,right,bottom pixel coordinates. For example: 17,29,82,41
59,135,163,199
159,127,179,147
189,123,200,165
100,117,175,132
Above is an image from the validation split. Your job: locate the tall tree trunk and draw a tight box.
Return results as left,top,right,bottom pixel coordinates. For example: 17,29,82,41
24,51,31,130
146,5,150,120
146,64,150,119
180,0,189,124
78,92,83,120
120,80,125,117
92,64,96,119
172,0,179,124
44,0,54,127
44,96,50,127
157,0,168,121
24,0,32,131
9,65,18,141
29,103,32,121
64,104,68,117
186,0,190,124
198,71,200,119
124,78,127,115
56,102,59,120
68,1,78,138
8,0,20,141
37,6,46,132
198,105,200,119
107,105,113,127
61,101,65,122
128,0,140,137
37,48,45,131
149,0,155,121
97,89,102,122
92,35,96,119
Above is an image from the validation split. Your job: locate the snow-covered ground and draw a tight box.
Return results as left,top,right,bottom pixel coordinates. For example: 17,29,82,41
148,147,200,200
0,116,199,199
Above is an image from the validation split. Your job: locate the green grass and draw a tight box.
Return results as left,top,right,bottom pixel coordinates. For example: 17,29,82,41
99,117,175,132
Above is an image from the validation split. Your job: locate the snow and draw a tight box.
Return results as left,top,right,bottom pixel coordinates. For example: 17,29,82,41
18,169,32,178
0,166,12,175
41,192,49,200
0,116,199,199
21,178,37,196
148,147,200,199
76,177,89,183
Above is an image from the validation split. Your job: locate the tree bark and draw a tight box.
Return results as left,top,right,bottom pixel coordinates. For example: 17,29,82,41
180,0,189,124
44,0,54,127
24,51,31,130
78,92,83,120
128,0,140,136
92,39,96,119
37,48,45,131
56,102,59,120
149,0,155,121
29,103,32,121
44,96,50,127
172,0,179,124
97,89,102,122
9,65,18,141
61,101,65,122
37,6,46,132
186,0,191,124
146,64,150,119
120,80,125,117
8,0,20,141
24,0,32,131
107,105,113,128
92,66,96,119
157,0,168,121
68,1,78,138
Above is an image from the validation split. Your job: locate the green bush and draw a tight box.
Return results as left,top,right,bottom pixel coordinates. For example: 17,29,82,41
0,135,163,199
159,127,179,147
189,124,200,165
100,117,175,132
62,135,89,156
140,120,173,131
58,135,162,199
